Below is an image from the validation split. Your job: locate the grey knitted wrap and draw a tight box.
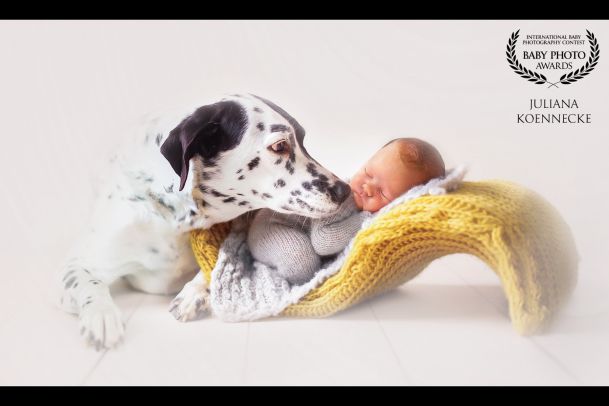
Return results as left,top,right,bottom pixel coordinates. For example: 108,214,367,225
246,193,368,285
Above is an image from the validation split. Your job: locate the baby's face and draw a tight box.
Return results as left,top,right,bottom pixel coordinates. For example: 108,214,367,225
350,143,430,212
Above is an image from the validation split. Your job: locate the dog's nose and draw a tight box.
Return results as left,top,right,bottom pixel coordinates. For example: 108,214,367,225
330,181,351,204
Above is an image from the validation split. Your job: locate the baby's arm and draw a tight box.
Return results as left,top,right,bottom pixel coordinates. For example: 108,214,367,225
310,197,370,257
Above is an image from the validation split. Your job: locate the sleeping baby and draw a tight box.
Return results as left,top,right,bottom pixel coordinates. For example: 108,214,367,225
247,137,446,285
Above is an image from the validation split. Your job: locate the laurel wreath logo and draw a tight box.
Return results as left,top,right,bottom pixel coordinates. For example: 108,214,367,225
506,29,600,88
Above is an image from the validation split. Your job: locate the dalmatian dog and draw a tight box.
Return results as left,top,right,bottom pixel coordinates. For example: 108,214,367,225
58,94,352,350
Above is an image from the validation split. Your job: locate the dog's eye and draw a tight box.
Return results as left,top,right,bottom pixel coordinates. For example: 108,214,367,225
269,140,289,154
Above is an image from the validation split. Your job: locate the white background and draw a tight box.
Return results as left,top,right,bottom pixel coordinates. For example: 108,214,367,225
0,20,608,385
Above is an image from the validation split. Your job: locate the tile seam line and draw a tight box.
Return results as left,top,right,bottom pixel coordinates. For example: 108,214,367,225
242,321,250,386
369,302,417,386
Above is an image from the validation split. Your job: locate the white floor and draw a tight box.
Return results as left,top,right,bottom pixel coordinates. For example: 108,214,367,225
1,244,607,386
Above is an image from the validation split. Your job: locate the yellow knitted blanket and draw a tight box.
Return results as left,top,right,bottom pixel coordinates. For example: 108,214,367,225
190,180,578,335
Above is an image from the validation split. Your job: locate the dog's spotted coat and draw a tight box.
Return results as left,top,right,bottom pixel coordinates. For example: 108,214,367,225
58,94,351,350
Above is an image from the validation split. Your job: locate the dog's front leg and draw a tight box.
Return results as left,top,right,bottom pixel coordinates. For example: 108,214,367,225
168,271,211,322
59,259,125,350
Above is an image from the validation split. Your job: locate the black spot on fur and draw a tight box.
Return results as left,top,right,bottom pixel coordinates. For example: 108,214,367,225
288,198,294,204
270,124,289,133
160,199,175,213
290,190,302,196
288,134,296,163
199,185,209,194
262,193,272,199
223,197,236,203
237,193,244,196
302,182,312,191
285,160,294,175
202,172,212,181
296,198,314,212
190,209,197,216
211,189,228,198
280,205,291,211
238,175,245,180
257,122,264,131
238,201,249,206
64,277,76,289
247,156,260,170
318,174,328,182
165,184,174,193
306,163,318,177
312,179,329,193
147,191,175,212
155,133,163,146
236,168,243,174
274,158,283,165
274,179,286,188
129,195,146,202
251,189,258,195
203,157,217,167
253,107,263,113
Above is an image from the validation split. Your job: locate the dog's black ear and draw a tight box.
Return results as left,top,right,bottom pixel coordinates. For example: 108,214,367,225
160,117,218,191
160,101,246,191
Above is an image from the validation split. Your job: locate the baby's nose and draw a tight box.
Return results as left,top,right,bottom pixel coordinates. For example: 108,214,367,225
363,183,374,196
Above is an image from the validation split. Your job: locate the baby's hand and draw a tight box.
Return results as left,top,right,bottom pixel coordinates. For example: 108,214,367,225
358,209,374,224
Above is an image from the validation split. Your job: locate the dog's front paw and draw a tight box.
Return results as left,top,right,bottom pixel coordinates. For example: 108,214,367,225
169,282,211,322
79,302,125,351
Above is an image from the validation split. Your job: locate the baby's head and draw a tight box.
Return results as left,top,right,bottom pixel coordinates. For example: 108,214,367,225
350,138,445,212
